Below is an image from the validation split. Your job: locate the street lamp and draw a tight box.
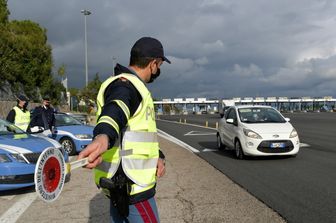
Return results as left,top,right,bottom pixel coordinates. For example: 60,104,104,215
112,56,116,75
81,9,91,87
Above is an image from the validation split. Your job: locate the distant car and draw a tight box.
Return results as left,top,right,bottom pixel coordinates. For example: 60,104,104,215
217,105,300,159
51,113,94,155
0,118,68,191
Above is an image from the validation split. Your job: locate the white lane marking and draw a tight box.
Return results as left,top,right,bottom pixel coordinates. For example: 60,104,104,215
184,131,216,136
300,143,310,148
202,148,218,152
157,119,217,130
157,129,199,153
0,192,37,223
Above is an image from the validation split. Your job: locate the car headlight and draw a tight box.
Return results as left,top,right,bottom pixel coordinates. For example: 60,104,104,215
243,128,262,139
9,154,27,163
0,154,11,163
290,128,298,138
75,134,92,139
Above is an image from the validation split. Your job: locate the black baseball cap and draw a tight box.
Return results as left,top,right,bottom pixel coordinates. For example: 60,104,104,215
17,95,29,101
42,95,50,101
131,37,171,64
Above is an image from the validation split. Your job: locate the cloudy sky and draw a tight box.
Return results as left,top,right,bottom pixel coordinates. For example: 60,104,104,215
7,0,336,99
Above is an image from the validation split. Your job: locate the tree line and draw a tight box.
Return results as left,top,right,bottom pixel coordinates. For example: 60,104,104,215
0,0,102,106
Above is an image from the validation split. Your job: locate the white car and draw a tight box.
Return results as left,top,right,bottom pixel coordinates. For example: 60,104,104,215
217,105,300,159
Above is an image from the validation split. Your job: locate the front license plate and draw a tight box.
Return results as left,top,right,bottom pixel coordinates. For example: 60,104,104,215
270,142,285,148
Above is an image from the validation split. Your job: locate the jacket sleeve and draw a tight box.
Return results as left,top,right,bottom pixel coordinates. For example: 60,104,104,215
50,109,56,129
93,79,142,147
6,109,16,123
29,107,42,128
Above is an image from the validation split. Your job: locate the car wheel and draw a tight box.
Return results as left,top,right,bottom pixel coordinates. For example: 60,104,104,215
235,140,244,160
217,133,225,150
60,137,76,156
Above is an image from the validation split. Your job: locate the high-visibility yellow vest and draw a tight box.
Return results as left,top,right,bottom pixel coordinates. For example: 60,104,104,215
13,106,30,131
94,73,159,196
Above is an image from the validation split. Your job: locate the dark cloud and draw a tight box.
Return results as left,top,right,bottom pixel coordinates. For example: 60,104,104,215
7,0,336,99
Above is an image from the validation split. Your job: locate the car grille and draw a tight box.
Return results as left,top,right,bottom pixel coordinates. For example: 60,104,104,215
257,140,294,153
0,174,34,184
23,152,42,163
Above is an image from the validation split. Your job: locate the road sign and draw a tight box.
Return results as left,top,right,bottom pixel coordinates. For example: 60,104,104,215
34,147,89,202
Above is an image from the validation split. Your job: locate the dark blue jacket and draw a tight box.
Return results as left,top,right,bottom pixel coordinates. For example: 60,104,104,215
29,105,55,131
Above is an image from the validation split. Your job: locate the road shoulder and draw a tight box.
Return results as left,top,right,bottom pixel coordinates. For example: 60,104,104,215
157,136,285,223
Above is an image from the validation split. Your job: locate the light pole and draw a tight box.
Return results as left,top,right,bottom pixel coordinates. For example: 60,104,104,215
112,56,116,75
81,9,91,87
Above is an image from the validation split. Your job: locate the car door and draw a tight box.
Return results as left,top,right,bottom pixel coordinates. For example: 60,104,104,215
222,108,237,148
219,108,229,144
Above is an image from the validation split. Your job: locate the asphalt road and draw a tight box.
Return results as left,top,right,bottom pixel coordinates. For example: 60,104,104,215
157,113,336,223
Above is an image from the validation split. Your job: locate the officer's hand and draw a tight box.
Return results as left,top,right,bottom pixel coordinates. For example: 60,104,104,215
77,134,109,169
156,158,166,178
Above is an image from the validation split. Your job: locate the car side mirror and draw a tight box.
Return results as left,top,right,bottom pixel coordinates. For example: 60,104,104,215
285,117,290,122
30,126,45,133
226,118,234,124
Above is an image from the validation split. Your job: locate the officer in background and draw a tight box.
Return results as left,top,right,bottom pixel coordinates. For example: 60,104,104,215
29,95,56,132
78,37,170,222
6,94,30,131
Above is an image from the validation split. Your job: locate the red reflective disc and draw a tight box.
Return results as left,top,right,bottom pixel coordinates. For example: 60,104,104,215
42,157,61,193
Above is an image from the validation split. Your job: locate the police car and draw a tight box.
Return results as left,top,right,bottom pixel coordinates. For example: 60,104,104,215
0,118,68,191
51,113,94,156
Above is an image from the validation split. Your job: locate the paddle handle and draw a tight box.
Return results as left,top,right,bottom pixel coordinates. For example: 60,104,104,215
67,158,89,172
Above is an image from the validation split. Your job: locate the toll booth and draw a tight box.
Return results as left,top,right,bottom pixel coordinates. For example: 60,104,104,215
154,96,336,115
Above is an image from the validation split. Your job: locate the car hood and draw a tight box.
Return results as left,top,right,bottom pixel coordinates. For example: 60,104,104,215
56,125,94,135
242,122,293,134
0,134,61,154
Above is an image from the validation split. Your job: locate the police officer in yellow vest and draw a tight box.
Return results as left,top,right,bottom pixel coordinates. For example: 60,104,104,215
6,95,30,132
78,37,170,223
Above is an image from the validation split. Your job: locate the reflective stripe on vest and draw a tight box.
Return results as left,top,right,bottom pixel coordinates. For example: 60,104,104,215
123,131,158,143
94,73,159,196
13,106,30,131
97,115,120,134
94,131,159,186
131,184,155,195
113,100,130,120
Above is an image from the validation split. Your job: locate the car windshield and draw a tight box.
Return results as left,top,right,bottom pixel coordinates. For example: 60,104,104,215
238,107,286,123
0,119,26,135
55,114,82,126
